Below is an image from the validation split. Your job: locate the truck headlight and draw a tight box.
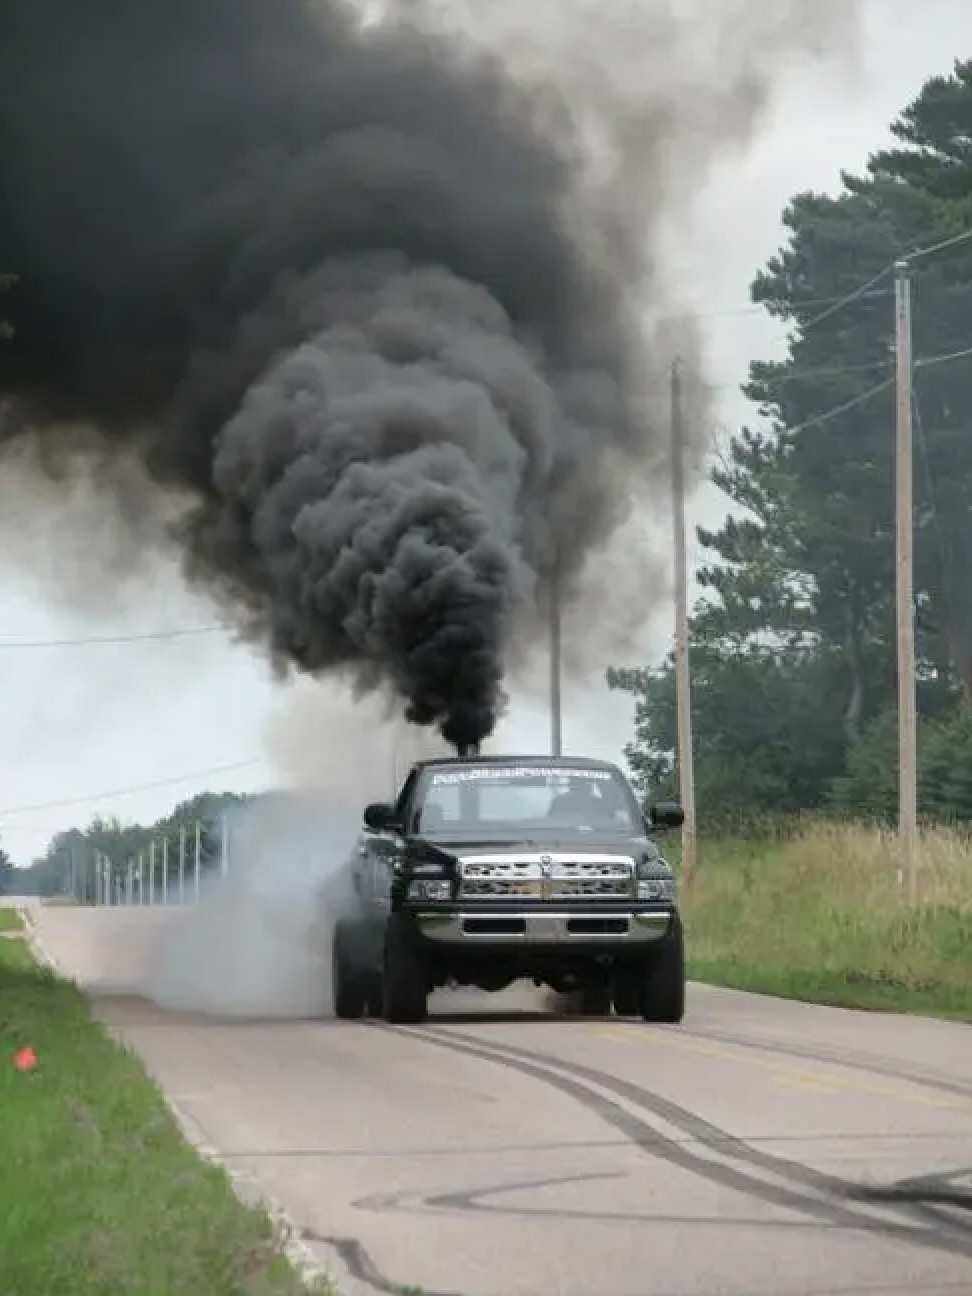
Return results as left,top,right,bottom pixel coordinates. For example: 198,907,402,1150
636,877,676,902
407,878,452,902
634,856,675,902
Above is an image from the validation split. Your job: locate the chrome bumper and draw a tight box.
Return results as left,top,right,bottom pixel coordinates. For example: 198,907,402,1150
413,908,672,945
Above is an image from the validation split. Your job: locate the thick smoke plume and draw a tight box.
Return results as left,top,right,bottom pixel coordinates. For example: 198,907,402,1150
0,0,860,746
141,791,360,1017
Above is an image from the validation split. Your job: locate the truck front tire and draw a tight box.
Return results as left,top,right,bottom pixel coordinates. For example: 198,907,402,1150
382,914,429,1024
639,913,686,1024
612,969,641,1017
579,981,613,1016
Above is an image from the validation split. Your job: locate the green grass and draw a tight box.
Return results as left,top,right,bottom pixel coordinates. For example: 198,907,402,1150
0,926,335,1295
682,823,972,1021
0,906,24,933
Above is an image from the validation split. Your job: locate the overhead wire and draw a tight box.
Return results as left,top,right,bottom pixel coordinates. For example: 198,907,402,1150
0,624,235,648
710,335,972,446
0,759,266,819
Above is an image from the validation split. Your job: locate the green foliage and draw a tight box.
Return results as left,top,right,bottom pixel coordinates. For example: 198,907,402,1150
830,706,972,824
610,59,972,826
0,843,14,895
610,644,848,830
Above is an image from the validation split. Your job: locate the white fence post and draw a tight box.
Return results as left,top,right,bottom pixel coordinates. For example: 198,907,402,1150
178,822,187,902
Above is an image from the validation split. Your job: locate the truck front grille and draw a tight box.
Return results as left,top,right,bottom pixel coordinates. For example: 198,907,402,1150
458,853,633,901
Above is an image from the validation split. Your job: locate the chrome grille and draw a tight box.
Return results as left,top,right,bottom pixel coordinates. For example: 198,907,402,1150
458,853,633,901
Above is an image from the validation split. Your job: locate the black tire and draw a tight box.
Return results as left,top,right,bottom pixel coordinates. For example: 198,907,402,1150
611,968,641,1017
381,914,429,1024
332,923,367,1020
364,972,384,1018
578,981,613,1016
640,914,686,1024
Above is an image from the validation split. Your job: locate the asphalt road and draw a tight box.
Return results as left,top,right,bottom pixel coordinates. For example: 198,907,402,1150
27,906,972,1296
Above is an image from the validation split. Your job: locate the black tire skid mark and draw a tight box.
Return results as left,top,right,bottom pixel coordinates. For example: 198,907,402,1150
436,1025,972,1251
355,1173,858,1232
432,1023,972,1245
678,1017,972,1237
400,1170,850,1231
678,1024,972,1105
379,1022,972,1262
295,1231,466,1296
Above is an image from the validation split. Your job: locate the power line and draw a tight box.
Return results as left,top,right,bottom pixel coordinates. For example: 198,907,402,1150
786,375,894,437
915,343,972,372
758,337,972,441
662,286,892,324
904,227,972,264
800,266,892,332
798,230,972,333
0,624,235,648
0,759,265,818
704,228,972,339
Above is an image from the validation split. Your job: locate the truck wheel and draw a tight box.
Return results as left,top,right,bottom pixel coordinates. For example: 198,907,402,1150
364,972,384,1018
640,914,686,1024
382,914,429,1024
611,969,641,1017
332,923,367,1020
579,981,613,1016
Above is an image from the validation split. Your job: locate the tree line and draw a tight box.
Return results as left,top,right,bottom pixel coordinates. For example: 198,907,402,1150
9,791,251,898
609,58,972,831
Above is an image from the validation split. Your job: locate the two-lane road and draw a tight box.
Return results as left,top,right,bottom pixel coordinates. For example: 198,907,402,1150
30,906,972,1295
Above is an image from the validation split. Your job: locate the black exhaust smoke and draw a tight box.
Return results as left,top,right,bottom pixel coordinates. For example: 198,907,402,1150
0,0,650,748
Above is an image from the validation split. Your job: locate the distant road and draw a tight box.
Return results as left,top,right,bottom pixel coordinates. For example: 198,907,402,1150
29,905,972,1296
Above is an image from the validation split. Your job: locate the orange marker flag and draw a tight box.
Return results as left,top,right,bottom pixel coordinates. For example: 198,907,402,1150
13,1046,37,1071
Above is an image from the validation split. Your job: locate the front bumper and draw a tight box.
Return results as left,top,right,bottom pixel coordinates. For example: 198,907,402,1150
410,903,674,946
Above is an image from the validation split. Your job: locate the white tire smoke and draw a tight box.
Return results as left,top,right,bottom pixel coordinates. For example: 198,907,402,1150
141,791,360,1018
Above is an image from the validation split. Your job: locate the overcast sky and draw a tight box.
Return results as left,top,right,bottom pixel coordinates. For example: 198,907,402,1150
1,1,967,866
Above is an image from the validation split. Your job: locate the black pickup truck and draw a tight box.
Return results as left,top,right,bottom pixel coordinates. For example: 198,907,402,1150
331,753,685,1024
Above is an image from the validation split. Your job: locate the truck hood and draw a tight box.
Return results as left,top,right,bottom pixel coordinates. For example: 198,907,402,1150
413,830,653,858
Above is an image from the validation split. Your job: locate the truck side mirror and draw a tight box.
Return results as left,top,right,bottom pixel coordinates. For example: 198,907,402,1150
363,802,398,833
648,801,684,830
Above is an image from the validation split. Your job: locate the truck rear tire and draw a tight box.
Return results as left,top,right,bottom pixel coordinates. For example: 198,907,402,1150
382,914,429,1024
639,914,686,1024
332,923,367,1020
365,972,384,1018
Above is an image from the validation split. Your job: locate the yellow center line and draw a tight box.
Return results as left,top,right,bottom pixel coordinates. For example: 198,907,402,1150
589,1024,968,1111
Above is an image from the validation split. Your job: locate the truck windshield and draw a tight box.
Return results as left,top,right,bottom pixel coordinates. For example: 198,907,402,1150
414,763,640,834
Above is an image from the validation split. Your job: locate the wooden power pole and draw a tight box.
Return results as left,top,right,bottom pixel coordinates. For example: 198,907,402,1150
671,359,697,886
893,259,918,901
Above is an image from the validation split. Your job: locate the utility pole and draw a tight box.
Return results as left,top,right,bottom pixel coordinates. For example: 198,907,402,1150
671,358,697,887
549,561,563,756
894,259,918,901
